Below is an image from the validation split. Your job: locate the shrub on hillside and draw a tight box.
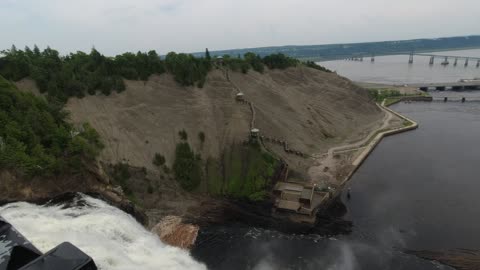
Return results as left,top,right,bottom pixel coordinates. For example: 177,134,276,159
173,142,202,191
178,130,188,140
262,53,298,69
304,61,333,73
198,132,205,143
153,153,166,166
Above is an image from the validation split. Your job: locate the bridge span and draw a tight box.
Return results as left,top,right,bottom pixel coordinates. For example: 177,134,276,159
344,52,480,67
411,81,480,91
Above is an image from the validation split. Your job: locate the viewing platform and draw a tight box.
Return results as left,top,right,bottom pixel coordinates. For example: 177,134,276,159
272,181,334,224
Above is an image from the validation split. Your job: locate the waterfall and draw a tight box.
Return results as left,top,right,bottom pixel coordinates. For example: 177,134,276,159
0,194,206,270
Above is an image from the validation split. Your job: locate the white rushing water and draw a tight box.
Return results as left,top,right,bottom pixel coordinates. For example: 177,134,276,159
0,194,206,270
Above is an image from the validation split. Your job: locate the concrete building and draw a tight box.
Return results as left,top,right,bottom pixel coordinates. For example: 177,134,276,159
273,181,331,223
250,128,260,138
236,92,245,101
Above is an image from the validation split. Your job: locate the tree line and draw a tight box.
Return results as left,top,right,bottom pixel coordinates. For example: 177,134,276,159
0,45,327,103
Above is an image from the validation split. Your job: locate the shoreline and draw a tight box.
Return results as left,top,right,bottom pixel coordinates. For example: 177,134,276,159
320,99,418,210
273,97,419,223
341,99,418,185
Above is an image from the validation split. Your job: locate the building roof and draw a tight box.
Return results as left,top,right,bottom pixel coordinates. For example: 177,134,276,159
277,200,301,211
281,190,301,201
275,182,303,193
300,188,313,201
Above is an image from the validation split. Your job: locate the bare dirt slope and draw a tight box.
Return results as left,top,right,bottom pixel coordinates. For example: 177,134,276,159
15,66,382,180
229,67,383,174
66,70,251,172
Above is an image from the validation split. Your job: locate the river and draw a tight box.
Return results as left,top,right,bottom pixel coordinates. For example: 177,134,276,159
320,48,480,84
0,194,206,270
191,100,480,270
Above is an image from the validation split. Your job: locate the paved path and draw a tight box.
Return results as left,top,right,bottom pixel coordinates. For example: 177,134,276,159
309,103,395,183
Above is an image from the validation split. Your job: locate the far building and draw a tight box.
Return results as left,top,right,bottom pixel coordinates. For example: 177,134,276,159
236,92,245,101
250,128,260,138
215,56,224,65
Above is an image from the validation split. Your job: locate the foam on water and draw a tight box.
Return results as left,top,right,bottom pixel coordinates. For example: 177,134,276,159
0,194,206,270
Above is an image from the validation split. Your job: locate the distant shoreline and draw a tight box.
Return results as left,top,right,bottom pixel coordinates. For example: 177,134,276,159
314,46,480,62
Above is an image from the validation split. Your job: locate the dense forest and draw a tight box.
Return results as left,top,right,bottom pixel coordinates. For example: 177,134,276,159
0,46,313,103
0,75,103,176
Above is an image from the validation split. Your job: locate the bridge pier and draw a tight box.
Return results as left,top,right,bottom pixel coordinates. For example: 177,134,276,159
441,56,449,66
419,86,429,91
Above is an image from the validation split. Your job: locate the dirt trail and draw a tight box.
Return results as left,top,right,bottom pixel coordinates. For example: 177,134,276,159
308,103,400,184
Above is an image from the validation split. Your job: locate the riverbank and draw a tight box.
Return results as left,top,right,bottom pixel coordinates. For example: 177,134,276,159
273,98,419,224
324,99,418,198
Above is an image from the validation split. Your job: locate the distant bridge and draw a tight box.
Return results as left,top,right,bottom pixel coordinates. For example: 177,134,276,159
432,97,480,102
343,52,480,67
410,81,480,91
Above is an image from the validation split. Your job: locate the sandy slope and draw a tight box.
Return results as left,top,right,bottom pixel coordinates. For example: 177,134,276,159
14,66,382,180
62,66,383,177
66,71,250,172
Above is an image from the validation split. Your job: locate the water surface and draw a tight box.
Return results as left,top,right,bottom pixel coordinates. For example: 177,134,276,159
320,49,480,84
192,100,480,270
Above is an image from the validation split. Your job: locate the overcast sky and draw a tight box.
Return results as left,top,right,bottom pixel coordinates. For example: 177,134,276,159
1,0,479,55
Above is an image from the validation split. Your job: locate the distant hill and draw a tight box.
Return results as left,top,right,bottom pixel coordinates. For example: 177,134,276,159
193,35,480,61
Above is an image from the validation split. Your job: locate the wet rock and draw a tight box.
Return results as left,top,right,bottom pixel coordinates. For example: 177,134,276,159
406,249,480,270
152,216,199,250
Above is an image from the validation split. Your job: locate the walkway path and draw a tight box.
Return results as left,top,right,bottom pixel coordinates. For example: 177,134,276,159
222,68,308,158
309,102,398,184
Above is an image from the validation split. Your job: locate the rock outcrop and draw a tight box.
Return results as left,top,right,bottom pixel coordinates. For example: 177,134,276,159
152,216,199,250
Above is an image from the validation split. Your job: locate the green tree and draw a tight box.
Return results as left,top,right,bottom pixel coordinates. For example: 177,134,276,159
173,142,201,191
198,132,205,143
205,48,211,61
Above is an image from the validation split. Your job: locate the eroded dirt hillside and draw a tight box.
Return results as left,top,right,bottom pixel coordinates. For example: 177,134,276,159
65,66,382,177
12,65,384,229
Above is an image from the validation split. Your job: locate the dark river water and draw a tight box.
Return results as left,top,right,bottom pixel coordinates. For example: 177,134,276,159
192,96,480,269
